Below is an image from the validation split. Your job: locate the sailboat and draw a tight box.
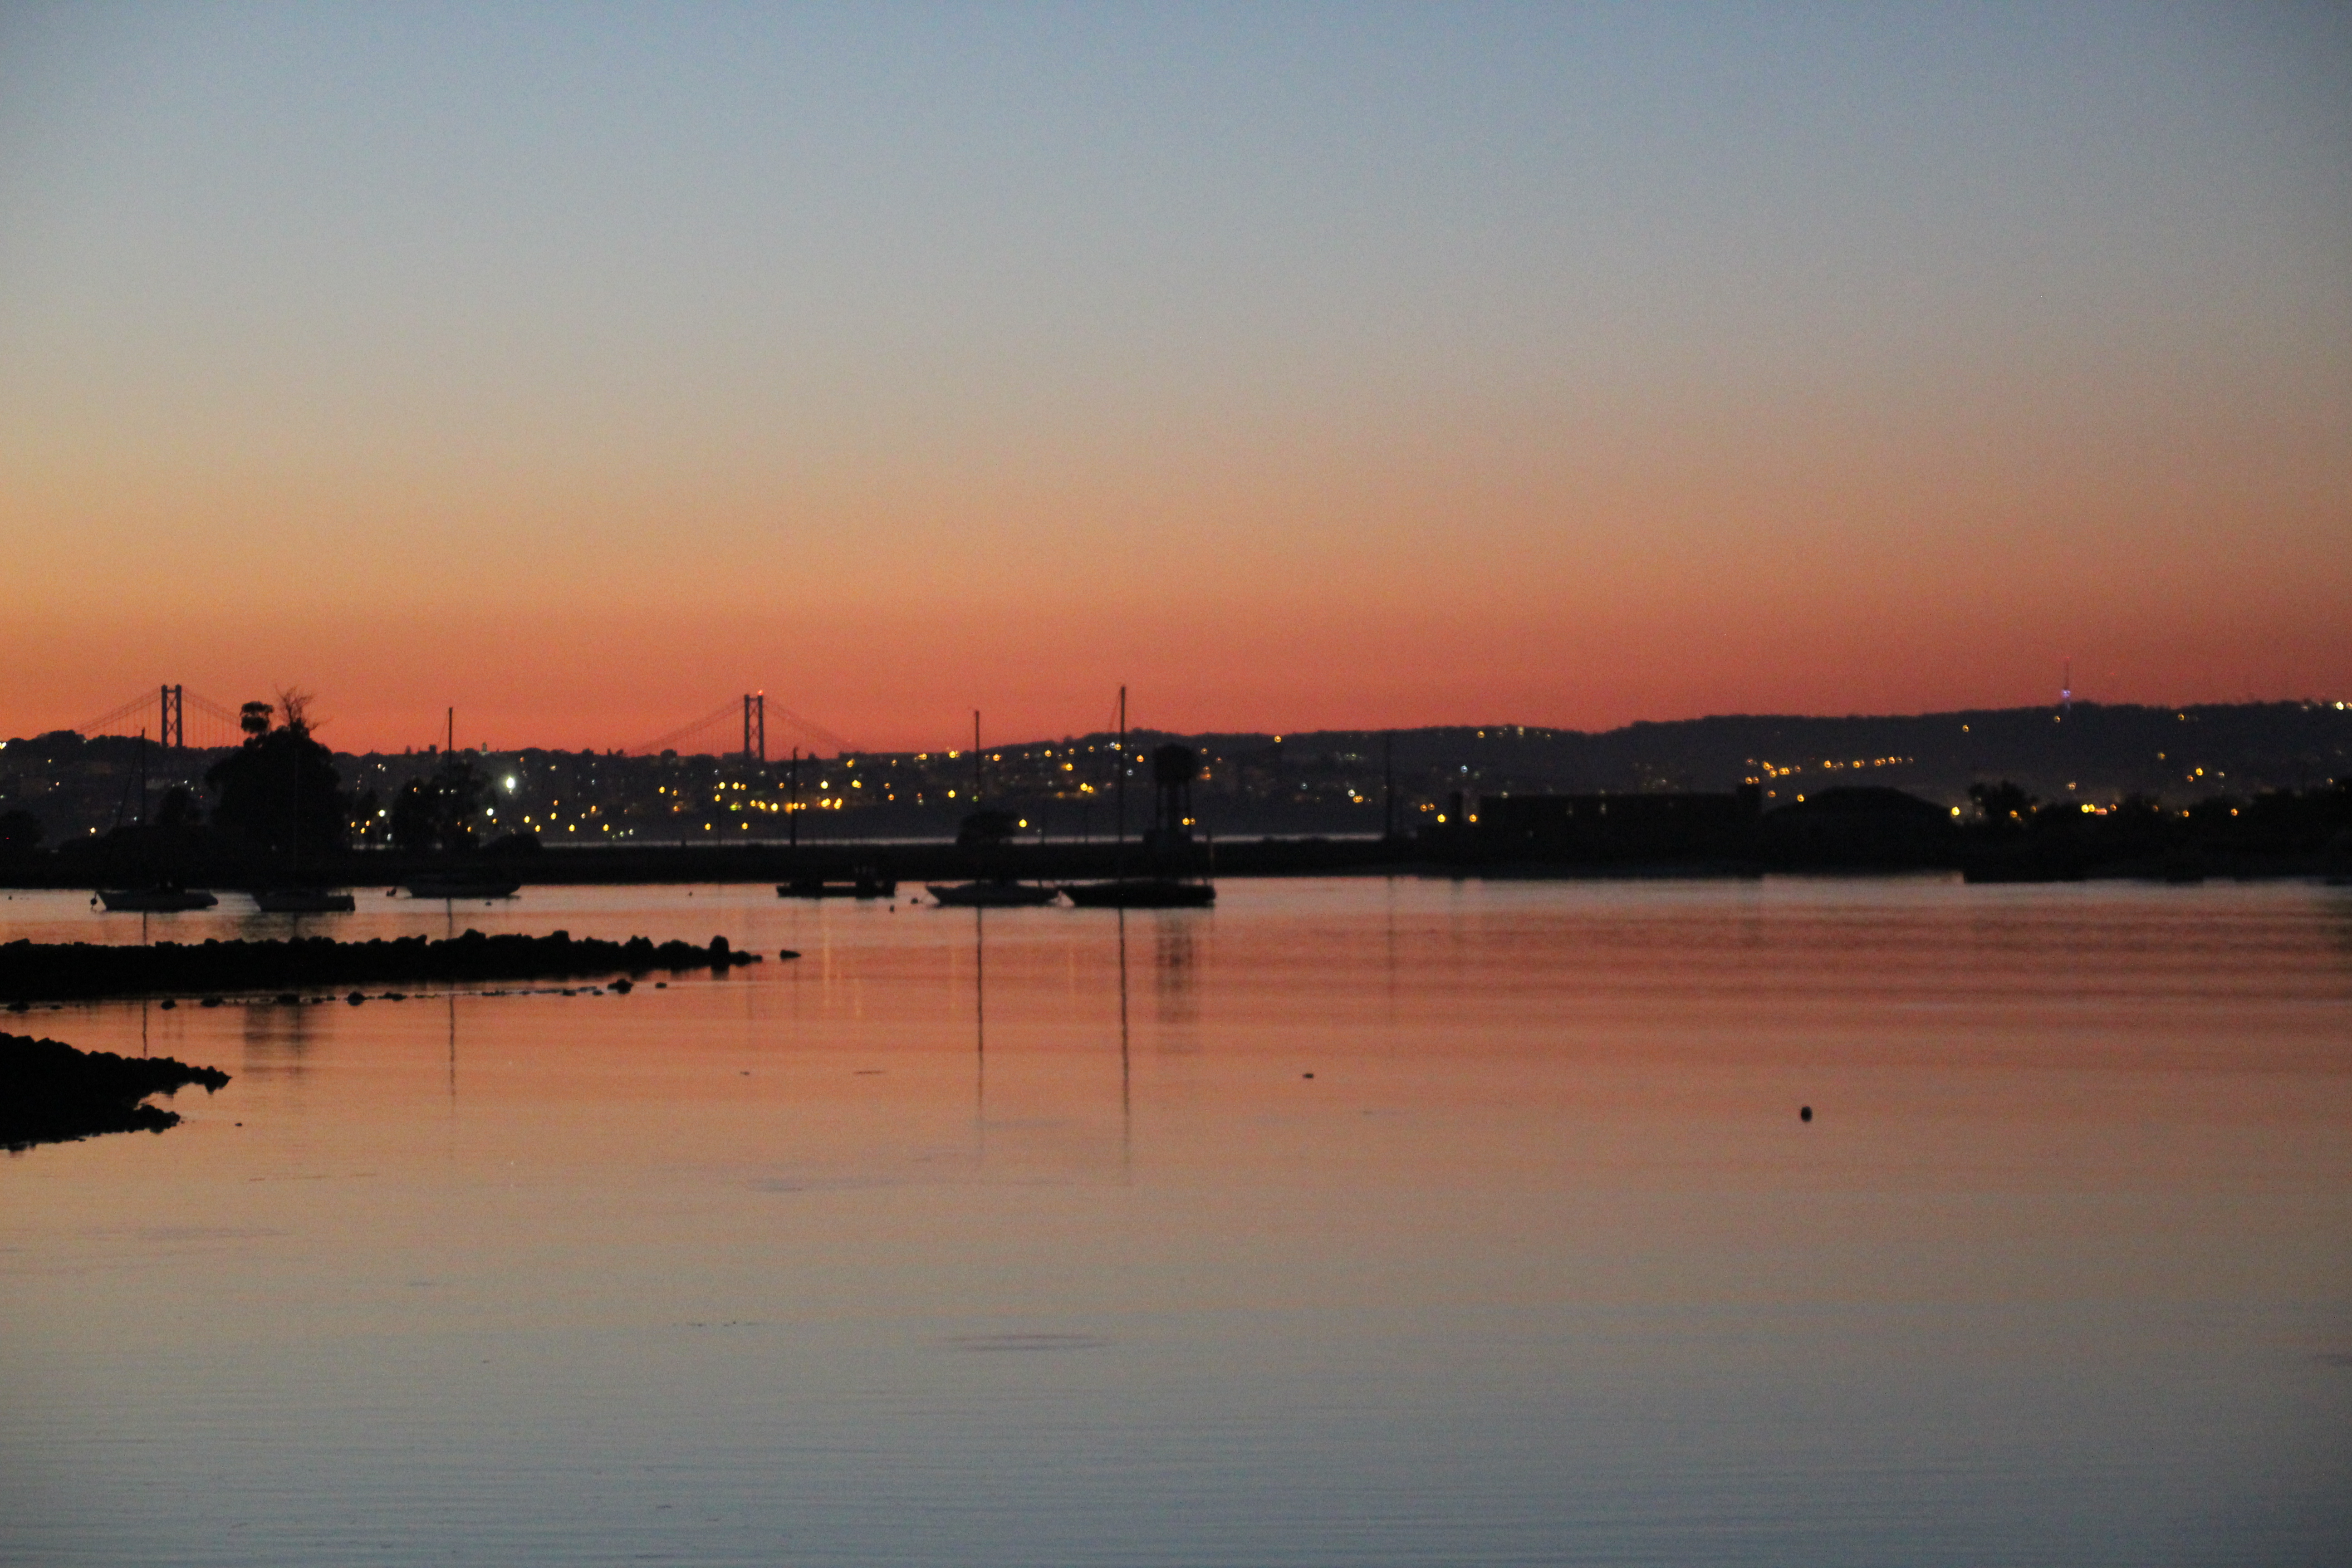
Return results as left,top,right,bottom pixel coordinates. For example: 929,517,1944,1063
929,879,1061,907
1058,877,1212,908
777,866,895,899
1058,687,1215,908
252,888,358,912
95,886,218,912
930,710,1061,907
95,731,218,910
402,875,522,900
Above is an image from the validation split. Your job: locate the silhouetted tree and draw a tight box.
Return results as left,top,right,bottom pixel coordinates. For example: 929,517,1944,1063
152,787,201,830
206,692,349,858
389,779,437,851
2030,799,2097,834
389,757,485,852
956,808,1019,848
2185,794,2248,831
1967,780,2036,827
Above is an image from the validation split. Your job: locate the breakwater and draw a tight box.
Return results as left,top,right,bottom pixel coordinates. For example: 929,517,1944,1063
1,1031,230,1150
0,930,766,1004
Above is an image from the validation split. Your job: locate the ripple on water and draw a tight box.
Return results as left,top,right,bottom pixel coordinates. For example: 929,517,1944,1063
948,1332,1109,1352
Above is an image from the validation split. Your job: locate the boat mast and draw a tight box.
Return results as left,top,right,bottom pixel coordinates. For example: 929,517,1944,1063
1114,686,1127,870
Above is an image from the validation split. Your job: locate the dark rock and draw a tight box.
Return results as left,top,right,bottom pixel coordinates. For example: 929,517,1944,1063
0,931,764,1002
1,1031,230,1151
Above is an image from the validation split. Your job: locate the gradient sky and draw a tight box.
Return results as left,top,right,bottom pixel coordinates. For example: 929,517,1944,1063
4,2,2347,754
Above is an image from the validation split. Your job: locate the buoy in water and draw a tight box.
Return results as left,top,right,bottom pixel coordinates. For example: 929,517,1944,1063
1799,1105,1813,1122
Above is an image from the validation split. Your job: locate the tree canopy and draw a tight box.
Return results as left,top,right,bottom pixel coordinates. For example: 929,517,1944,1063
205,693,349,858
390,755,485,853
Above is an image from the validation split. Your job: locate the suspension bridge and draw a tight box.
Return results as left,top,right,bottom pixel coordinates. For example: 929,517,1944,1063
69,686,248,751
625,693,853,762
59,687,856,761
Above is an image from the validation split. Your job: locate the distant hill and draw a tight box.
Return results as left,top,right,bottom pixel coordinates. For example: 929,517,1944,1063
1173,700,2352,813
5,700,2347,847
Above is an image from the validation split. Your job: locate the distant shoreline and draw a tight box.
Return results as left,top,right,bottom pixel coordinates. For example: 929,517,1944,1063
1,837,2343,895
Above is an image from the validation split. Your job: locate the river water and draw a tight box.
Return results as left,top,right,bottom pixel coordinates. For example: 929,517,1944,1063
4,877,2349,1565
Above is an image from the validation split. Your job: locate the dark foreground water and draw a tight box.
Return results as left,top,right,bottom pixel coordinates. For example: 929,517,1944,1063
4,877,2349,1565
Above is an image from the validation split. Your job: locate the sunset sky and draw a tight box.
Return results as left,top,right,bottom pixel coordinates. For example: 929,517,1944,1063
4,3,2347,755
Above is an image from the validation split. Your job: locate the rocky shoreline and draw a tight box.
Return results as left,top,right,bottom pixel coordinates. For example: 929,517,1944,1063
0,929,771,1005
1,1031,230,1151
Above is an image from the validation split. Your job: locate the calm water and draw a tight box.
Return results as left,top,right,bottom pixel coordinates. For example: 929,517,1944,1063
4,877,2349,1566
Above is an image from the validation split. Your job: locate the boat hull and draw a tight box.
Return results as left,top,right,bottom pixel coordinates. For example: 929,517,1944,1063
402,880,521,900
778,878,897,900
927,882,1061,907
1058,879,1215,908
95,888,218,912
253,890,358,913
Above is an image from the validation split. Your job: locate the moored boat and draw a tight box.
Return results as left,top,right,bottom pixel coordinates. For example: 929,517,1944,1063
95,887,219,912
927,880,1060,907
779,869,896,900
402,877,521,900
1058,878,1215,908
1058,686,1215,909
253,888,358,913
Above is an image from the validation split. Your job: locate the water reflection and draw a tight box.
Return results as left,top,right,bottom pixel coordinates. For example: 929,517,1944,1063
7,880,2350,1567
238,991,317,1078
972,907,986,1148
1117,909,1132,1175
1153,918,1197,1028
230,906,350,943
2324,889,2352,970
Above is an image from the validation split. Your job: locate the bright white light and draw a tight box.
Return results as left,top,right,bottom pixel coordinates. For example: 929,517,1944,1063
503,775,518,791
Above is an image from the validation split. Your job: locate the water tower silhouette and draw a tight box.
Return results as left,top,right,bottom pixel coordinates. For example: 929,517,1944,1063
1144,744,1197,853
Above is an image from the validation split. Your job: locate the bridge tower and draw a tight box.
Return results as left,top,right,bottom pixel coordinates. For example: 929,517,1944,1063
159,685,184,750
743,692,766,764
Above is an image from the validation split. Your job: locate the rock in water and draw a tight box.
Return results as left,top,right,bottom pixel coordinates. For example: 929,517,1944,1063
0,1032,230,1152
